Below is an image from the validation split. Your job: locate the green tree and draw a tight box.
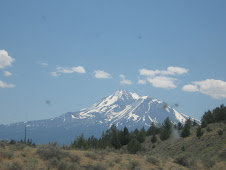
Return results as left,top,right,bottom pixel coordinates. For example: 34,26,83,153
147,123,156,136
196,126,204,139
181,120,191,138
109,124,121,149
72,133,86,149
119,127,130,145
151,134,157,143
201,110,214,125
127,138,141,154
160,117,172,141
137,127,146,143
111,131,121,149
177,122,183,130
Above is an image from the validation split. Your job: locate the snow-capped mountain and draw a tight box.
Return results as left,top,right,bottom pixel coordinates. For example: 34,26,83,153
0,90,198,145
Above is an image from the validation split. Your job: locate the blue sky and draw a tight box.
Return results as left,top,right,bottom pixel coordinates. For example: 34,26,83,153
0,0,226,125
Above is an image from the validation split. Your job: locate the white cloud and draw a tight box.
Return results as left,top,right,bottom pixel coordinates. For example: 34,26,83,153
51,66,86,76
147,76,177,89
182,84,199,92
3,71,12,76
0,50,15,69
94,70,112,79
182,79,226,99
0,80,15,88
56,66,86,74
119,75,132,85
139,66,188,77
40,62,48,66
139,68,160,77
164,66,188,75
137,79,146,85
51,72,60,77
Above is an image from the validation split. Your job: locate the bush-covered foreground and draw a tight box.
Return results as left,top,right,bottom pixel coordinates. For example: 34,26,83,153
0,122,225,169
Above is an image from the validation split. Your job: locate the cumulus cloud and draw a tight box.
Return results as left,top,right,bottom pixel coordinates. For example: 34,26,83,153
137,79,146,85
139,68,159,77
139,66,188,77
119,75,132,85
3,71,12,76
51,66,86,76
182,79,226,99
94,70,112,79
147,76,177,89
0,50,15,69
0,80,15,88
165,66,188,75
182,84,199,92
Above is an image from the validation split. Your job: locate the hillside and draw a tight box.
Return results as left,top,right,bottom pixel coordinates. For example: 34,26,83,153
0,122,225,170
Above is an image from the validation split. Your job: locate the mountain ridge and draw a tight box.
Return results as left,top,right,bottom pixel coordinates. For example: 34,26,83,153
0,90,199,144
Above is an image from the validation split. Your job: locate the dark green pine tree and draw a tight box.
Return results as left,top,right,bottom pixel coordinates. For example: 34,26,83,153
181,119,191,138
196,126,204,139
119,127,130,146
147,122,156,136
72,133,86,149
110,124,121,149
160,117,172,141
177,122,183,130
137,126,146,143
151,134,157,143
111,131,121,149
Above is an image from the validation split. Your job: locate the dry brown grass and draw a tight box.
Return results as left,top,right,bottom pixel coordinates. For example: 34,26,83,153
0,123,225,169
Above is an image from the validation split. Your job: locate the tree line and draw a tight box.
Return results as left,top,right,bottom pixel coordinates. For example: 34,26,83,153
71,104,226,153
70,117,198,153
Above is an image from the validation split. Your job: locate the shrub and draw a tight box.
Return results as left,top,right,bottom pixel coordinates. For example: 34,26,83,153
27,157,38,169
89,163,106,170
8,161,23,170
49,157,58,167
114,156,122,163
218,130,223,136
127,138,141,154
129,160,140,169
220,148,226,159
0,141,7,148
69,153,81,163
108,160,115,167
174,153,195,167
37,142,65,160
84,152,98,160
67,163,80,170
0,149,14,159
58,160,68,170
10,143,26,151
146,156,160,166
206,127,212,132
202,157,216,168
21,151,27,157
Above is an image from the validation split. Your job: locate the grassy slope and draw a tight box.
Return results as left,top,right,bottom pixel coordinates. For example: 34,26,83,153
0,123,226,170
144,122,226,169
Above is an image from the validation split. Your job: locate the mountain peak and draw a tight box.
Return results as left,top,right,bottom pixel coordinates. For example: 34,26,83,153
113,90,140,100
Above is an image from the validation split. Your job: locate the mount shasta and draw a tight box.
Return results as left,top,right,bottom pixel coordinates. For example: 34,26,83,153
0,90,198,144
